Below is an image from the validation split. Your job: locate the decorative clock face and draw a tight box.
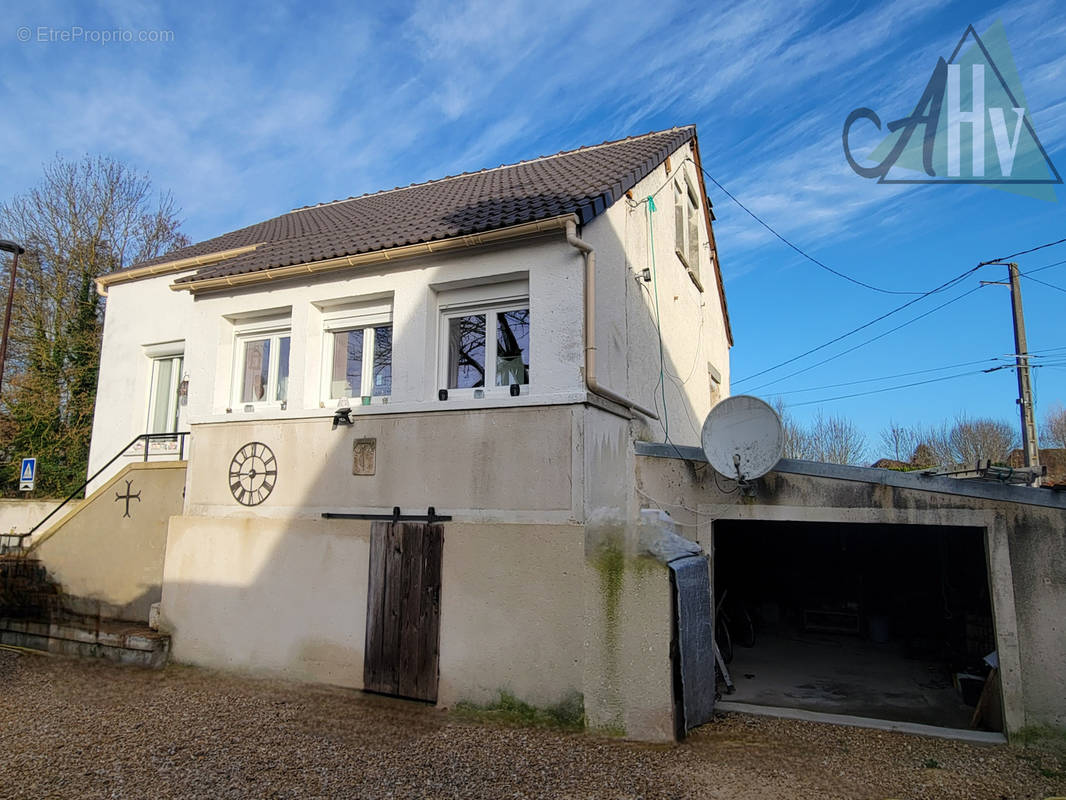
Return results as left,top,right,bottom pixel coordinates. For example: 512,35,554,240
228,442,277,506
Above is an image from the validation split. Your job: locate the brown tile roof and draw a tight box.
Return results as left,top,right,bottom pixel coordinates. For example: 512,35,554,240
121,126,697,285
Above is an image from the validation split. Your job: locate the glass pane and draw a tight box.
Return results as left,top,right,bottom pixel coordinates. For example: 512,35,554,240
240,338,270,403
275,336,291,402
331,329,363,398
448,314,485,388
674,183,685,257
495,309,530,386
169,356,183,431
687,195,699,273
372,325,392,396
149,358,173,433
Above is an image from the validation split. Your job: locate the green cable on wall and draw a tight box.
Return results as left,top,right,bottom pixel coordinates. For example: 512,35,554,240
646,195,670,443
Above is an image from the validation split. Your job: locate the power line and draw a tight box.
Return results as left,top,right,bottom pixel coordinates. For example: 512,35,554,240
731,240,1066,388
771,357,1004,396
700,168,924,296
733,267,979,385
980,237,1066,265
1021,257,1066,276
1021,274,1066,294
745,284,984,393
788,368,989,408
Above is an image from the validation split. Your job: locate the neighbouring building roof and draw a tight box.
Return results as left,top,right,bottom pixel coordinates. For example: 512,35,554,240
96,127,732,340
1009,447,1066,484
636,441,1066,510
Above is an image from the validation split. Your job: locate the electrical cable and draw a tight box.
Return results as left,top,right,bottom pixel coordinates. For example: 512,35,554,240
745,284,984,393
732,267,980,386
1021,257,1066,276
633,485,715,523
979,237,1066,265
700,167,925,296
646,196,670,443
769,357,1004,396
1021,274,1066,295
788,368,990,407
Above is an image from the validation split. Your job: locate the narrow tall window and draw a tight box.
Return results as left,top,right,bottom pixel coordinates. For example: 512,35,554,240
674,176,702,284
148,354,183,433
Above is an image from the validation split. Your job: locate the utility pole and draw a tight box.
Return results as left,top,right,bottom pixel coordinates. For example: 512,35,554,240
0,239,25,400
980,260,1042,486
1007,262,1041,485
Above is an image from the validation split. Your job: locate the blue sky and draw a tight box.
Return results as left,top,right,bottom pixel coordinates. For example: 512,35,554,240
3,0,1064,457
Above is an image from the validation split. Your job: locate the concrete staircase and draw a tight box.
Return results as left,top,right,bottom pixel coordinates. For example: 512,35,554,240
0,554,169,667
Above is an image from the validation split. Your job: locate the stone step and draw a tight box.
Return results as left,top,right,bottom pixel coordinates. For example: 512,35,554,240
0,616,170,668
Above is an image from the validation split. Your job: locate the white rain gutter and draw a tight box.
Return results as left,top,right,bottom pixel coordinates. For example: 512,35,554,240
566,219,659,420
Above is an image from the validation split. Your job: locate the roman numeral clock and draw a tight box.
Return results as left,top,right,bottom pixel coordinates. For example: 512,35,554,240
228,442,278,506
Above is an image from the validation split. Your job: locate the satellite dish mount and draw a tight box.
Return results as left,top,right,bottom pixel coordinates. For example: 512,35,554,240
701,395,785,493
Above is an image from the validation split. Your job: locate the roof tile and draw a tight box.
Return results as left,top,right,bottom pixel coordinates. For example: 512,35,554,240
132,126,695,285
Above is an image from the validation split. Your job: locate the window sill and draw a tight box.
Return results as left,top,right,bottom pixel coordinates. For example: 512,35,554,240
196,390,590,424
674,248,705,292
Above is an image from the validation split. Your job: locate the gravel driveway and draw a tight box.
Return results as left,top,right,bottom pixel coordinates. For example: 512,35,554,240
1,648,1063,799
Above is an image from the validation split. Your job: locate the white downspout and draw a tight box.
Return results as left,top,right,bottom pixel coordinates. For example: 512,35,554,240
566,219,659,420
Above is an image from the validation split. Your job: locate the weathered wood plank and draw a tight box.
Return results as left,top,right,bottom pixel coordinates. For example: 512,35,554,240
415,524,443,703
397,523,424,699
381,523,405,695
363,521,388,693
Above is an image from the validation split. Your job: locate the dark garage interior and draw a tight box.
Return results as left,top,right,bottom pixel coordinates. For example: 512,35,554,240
713,520,1002,731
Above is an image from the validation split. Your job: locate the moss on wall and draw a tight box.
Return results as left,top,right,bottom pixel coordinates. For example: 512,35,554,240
453,689,585,730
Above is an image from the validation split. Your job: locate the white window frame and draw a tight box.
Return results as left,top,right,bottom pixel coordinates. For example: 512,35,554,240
674,175,703,288
146,353,184,434
231,318,291,409
438,299,531,396
321,307,393,402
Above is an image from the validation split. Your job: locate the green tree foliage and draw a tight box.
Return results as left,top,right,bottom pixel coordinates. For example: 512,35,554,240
0,155,187,496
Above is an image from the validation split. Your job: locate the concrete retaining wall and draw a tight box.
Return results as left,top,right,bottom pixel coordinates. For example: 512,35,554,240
0,499,82,541
30,461,187,622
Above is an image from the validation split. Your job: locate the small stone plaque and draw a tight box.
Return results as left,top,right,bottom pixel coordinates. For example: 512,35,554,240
353,438,377,476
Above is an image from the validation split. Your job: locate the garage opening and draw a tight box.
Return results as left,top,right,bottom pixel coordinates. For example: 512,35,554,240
713,520,1002,731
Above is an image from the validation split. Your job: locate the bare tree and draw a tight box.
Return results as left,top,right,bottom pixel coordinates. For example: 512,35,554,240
913,415,1018,468
772,398,811,460
771,400,866,465
0,154,187,495
808,412,868,465
948,416,1017,465
879,421,922,463
1042,404,1066,449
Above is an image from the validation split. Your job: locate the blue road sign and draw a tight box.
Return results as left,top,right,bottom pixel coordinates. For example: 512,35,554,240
19,457,36,491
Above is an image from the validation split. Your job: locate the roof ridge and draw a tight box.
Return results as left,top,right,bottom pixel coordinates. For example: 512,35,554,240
289,126,694,214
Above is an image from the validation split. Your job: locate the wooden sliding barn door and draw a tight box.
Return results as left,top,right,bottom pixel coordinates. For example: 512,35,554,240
364,521,443,702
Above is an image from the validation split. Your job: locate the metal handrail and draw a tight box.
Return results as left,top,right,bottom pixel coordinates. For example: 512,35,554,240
26,432,190,537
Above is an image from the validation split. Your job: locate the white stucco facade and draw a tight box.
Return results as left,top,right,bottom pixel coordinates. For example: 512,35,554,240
89,140,729,485
81,137,731,741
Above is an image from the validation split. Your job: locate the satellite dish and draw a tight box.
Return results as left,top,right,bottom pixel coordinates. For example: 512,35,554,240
701,395,784,481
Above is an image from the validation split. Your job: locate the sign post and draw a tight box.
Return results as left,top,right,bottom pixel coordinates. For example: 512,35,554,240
19,457,36,492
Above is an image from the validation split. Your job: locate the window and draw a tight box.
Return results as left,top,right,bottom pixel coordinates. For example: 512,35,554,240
674,177,701,283
326,324,392,399
147,354,183,433
443,305,530,390
233,326,290,407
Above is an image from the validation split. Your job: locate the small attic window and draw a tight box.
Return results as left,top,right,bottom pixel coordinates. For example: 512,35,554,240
674,177,702,289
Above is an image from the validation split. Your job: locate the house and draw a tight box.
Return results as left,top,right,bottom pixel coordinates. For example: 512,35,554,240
61,126,730,740
8,125,1066,744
